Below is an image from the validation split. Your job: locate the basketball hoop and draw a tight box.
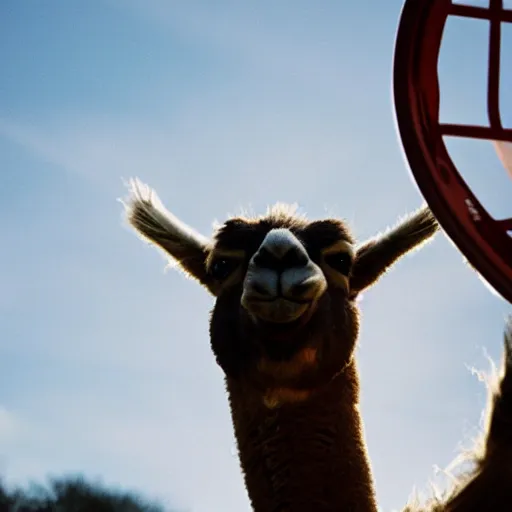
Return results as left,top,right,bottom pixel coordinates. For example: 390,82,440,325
393,0,512,303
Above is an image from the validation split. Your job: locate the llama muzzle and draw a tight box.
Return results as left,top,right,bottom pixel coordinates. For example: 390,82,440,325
241,228,327,324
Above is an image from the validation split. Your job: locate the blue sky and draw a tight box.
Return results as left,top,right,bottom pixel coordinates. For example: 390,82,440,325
1,1,511,511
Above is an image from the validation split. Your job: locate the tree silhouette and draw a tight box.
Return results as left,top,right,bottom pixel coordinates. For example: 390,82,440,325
0,476,166,512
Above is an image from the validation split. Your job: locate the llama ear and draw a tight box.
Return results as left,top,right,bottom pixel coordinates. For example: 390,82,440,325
122,178,215,293
349,206,439,296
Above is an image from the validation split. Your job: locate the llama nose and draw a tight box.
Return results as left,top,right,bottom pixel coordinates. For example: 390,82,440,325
252,244,309,272
243,229,327,303
256,228,309,259
252,229,309,274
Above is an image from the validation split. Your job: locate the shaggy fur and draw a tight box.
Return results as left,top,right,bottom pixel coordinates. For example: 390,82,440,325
123,179,510,511
403,318,512,511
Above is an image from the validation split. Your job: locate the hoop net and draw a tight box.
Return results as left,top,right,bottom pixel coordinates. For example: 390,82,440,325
393,0,512,302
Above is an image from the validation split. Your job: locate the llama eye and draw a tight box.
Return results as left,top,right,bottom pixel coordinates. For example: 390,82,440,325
324,252,352,275
210,258,239,280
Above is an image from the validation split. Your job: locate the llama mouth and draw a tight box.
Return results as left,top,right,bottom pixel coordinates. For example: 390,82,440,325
243,297,311,325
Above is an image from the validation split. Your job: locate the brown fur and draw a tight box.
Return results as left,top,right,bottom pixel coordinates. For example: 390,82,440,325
403,319,512,511
227,363,375,511
124,179,511,511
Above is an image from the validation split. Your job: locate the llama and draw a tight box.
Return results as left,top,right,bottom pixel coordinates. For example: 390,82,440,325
123,179,512,511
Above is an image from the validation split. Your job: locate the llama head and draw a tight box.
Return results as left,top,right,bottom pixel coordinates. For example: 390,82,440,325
125,179,438,406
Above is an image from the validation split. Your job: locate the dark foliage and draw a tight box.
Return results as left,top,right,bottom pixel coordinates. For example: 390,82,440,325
0,476,165,512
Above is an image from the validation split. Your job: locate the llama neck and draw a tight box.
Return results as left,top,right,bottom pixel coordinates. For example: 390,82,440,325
226,360,378,512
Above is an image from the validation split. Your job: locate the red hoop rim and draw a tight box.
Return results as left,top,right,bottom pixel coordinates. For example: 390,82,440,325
393,0,512,303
